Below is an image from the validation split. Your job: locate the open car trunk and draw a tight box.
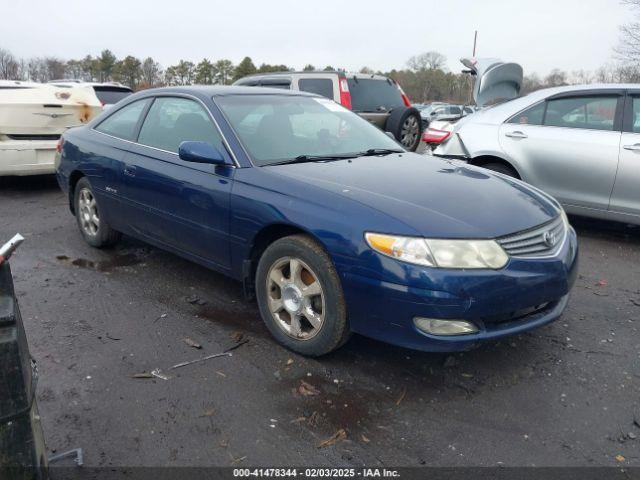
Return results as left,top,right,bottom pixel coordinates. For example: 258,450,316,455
461,57,523,108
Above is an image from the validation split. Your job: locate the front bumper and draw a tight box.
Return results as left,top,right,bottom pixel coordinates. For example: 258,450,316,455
0,140,57,176
340,227,578,352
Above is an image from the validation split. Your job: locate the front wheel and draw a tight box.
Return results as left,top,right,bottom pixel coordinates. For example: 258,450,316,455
74,177,121,248
255,235,350,356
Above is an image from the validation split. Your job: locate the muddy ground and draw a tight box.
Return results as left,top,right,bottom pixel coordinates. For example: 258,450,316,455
1,175,639,467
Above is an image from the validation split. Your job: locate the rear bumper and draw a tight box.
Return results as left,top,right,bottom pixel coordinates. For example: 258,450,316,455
340,227,579,352
0,141,57,176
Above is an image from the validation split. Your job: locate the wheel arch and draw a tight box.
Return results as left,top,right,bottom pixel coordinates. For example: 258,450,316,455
242,223,328,299
68,170,86,214
468,154,522,179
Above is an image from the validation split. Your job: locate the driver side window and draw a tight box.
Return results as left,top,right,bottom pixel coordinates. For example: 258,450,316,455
138,97,224,153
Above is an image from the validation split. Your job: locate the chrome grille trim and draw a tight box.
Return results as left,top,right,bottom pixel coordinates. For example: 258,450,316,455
497,215,566,258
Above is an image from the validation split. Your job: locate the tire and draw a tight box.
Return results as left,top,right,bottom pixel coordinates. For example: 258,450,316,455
255,234,350,356
385,106,422,152
481,162,519,178
74,177,121,248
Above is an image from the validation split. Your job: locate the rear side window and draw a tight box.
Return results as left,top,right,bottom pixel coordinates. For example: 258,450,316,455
94,87,132,105
138,97,224,154
449,106,462,115
95,99,150,140
298,79,334,100
347,78,404,112
508,102,545,125
544,96,618,131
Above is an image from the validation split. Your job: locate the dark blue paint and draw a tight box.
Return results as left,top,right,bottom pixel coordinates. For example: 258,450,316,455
178,141,230,165
56,86,578,353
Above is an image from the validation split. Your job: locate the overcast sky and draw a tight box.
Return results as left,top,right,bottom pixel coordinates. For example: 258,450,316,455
1,0,632,76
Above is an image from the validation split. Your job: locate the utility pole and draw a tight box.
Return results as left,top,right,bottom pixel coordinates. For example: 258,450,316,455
472,30,478,57
468,30,478,107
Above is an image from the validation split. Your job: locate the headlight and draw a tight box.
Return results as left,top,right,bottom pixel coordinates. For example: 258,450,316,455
365,233,508,269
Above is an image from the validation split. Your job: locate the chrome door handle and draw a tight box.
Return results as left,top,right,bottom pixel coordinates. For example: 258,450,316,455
623,143,640,151
505,131,528,139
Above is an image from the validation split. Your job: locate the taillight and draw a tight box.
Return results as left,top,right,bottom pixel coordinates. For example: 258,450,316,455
56,137,64,153
395,81,411,107
338,77,352,110
422,128,452,144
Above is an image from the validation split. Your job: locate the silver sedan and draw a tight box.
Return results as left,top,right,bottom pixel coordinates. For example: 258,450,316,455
434,84,640,226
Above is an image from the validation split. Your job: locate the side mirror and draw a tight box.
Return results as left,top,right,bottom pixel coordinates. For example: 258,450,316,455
178,141,228,165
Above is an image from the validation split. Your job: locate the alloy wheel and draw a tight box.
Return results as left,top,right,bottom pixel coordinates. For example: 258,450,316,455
400,115,420,148
266,256,325,340
78,188,100,237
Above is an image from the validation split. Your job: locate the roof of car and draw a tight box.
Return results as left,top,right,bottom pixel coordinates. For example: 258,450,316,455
234,71,390,81
134,85,320,98
464,83,640,124
525,83,640,100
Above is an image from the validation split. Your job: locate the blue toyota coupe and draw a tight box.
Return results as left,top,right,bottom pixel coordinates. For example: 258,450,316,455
56,86,578,356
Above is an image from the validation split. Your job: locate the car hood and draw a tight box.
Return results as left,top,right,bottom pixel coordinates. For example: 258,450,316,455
265,153,558,239
461,57,523,108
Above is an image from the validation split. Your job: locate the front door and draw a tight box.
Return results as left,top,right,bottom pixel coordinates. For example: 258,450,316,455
120,96,234,270
610,94,640,218
499,93,623,210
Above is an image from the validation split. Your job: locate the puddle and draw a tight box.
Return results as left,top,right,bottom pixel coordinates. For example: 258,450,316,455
56,253,142,272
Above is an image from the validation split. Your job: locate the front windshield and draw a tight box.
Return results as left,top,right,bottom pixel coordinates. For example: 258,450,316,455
215,94,403,166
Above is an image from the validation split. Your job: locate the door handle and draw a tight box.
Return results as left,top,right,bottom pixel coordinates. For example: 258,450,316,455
505,131,528,139
123,165,137,177
623,143,640,151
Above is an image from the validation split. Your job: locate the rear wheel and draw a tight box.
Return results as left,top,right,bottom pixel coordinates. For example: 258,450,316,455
481,162,519,178
385,107,422,151
74,177,121,248
255,235,350,356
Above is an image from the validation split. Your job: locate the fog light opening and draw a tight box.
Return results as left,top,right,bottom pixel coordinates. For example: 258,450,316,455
413,317,478,336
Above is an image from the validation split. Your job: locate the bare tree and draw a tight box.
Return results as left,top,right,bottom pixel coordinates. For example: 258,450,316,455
569,69,594,85
0,48,19,79
544,69,568,87
407,51,447,72
616,0,640,63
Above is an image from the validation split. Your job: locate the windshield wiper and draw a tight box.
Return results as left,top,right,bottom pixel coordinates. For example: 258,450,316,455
266,149,404,166
267,154,359,166
354,148,404,157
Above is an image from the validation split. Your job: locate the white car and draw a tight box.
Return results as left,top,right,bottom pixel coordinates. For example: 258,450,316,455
435,83,640,225
48,80,133,107
0,81,102,176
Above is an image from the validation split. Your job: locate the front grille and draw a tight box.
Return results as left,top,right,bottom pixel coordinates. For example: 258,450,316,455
497,215,566,258
6,134,61,141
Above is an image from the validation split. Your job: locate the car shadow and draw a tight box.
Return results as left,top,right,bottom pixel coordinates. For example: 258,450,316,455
569,214,640,245
0,174,59,193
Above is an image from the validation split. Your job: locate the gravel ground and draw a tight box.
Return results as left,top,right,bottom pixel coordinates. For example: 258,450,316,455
0,175,639,468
